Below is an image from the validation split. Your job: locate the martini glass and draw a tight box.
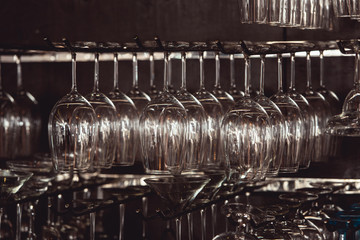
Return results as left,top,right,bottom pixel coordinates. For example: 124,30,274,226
211,52,235,114
147,53,160,100
108,53,137,167
48,52,97,185
270,54,303,173
303,51,331,162
222,55,270,182
85,53,117,170
139,52,187,174
193,52,224,169
144,175,210,240
286,53,316,170
228,54,244,102
127,53,151,116
175,52,207,171
326,49,360,136
254,54,286,177
13,55,41,158
0,61,17,159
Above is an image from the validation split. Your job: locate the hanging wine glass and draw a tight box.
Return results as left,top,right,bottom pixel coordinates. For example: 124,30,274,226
13,55,41,158
270,54,303,173
127,53,151,116
0,60,17,159
228,54,244,102
139,52,187,174
48,52,97,182
108,53,137,166
85,53,117,169
193,52,224,169
147,53,159,100
253,54,286,177
167,56,176,94
222,55,270,182
303,51,332,162
327,47,360,136
175,52,207,171
286,53,316,170
211,52,235,113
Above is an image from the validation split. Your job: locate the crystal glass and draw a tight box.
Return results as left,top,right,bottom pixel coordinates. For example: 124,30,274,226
140,52,187,174
48,53,96,175
238,0,254,23
193,52,224,169
0,62,17,159
13,55,41,158
254,0,267,23
211,52,235,114
327,50,360,136
85,53,117,169
254,55,286,177
175,52,207,171
267,0,281,25
303,52,331,162
108,53,137,166
127,53,151,116
286,53,316,169
332,0,350,17
270,54,303,173
228,54,244,102
222,55,270,181
145,175,210,240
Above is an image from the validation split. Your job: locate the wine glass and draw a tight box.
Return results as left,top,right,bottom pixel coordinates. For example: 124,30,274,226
85,53,117,170
211,52,235,114
108,53,137,167
13,55,41,158
286,53,316,170
144,175,210,240
222,55,270,182
270,54,303,173
303,51,332,162
193,52,224,169
228,54,244,102
48,52,97,184
147,53,159,100
253,54,286,177
326,49,360,136
139,52,187,174
127,53,151,116
0,61,17,159
175,52,207,171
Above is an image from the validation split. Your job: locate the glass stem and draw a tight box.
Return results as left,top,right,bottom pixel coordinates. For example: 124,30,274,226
142,197,148,239
215,52,221,88
181,52,187,91
90,212,96,240
230,54,236,88
15,55,24,93
0,62,3,92
150,53,155,87
319,50,325,88
94,53,100,92
200,208,206,240
306,51,312,89
224,200,229,232
71,53,77,93
199,52,205,90
244,55,251,97
119,204,125,240
259,54,266,95
132,53,139,89
168,54,172,88
113,53,119,91
277,54,284,93
163,52,169,92
355,52,360,91
187,212,193,240
16,203,22,240
175,217,182,240
28,203,35,239
211,203,217,238
290,53,296,91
